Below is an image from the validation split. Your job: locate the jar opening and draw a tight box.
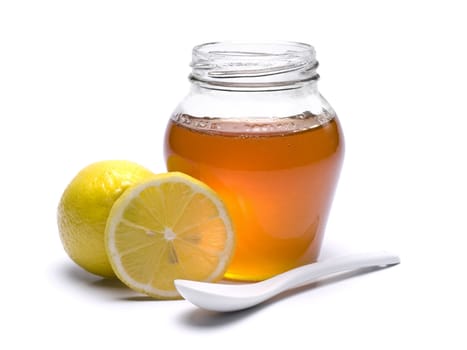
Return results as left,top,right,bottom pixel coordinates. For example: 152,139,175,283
190,41,319,90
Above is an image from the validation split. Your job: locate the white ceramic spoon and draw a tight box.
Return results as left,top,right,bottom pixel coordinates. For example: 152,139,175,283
175,251,400,312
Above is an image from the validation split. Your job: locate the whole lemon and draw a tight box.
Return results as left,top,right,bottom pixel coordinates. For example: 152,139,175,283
57,160,155,277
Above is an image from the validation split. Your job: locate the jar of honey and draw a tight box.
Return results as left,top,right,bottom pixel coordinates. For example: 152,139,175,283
164,41,344,281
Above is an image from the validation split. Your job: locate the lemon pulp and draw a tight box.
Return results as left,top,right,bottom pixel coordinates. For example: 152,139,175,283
105,172,235,299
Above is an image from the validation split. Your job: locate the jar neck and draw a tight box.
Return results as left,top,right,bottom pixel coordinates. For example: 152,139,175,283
189,41,319,92
189,79,319,95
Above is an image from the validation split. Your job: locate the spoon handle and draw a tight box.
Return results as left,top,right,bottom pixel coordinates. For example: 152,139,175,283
264,251,400,293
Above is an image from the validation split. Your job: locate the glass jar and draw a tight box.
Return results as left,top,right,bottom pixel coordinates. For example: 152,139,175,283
164,41,344,281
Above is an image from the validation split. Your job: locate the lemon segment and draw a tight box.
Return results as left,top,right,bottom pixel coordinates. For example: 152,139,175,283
105,172,235,299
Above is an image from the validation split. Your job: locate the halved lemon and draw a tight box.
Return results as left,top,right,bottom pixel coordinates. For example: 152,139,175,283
104,172,235,299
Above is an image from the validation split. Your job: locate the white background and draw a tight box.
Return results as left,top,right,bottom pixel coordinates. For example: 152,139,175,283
1,0,466,348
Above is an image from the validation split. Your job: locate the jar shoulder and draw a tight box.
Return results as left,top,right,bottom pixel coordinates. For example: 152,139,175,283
173,85,336,119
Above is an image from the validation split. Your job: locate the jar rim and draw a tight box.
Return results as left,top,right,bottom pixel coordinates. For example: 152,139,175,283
190,41,319,90
193,40,315,57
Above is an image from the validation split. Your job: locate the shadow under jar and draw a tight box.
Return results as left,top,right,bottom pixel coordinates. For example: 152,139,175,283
164,41,344,281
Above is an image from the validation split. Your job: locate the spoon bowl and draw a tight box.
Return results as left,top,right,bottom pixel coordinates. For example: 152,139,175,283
175,251,400,312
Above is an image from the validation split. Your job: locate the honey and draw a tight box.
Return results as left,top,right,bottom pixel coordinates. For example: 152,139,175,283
164,112,344,280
